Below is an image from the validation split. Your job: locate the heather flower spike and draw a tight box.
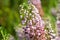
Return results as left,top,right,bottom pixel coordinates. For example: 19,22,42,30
23,3,46,40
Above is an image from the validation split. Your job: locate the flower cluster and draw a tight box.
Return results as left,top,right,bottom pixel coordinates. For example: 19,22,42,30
22,4,46,40
23,20,46,40
45,18,56,40
19,3,56,40
19,3,35,26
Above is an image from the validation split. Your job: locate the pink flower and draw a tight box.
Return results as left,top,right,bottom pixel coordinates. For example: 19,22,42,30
27,28,30,30
38,33,41,36
37,30,40,33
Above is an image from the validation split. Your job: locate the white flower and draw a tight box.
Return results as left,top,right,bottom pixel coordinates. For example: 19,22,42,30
22,20,26,24
52,34,56,37
29,13,32,16
32,11,35,13
51,30,54,32
31,33,35,35
21,8,24,11
32,5,39,13
35,17,39,21
20,15,22,18
24,10,26,13
27,28,30,30
26,13,28,16
38,33,41,35
57,21,60,24
32,27,34,29
32,15,35,18
29,20,32,25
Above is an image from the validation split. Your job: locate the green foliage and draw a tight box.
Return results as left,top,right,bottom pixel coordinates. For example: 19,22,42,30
0,0,21,40
0,26,9,40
